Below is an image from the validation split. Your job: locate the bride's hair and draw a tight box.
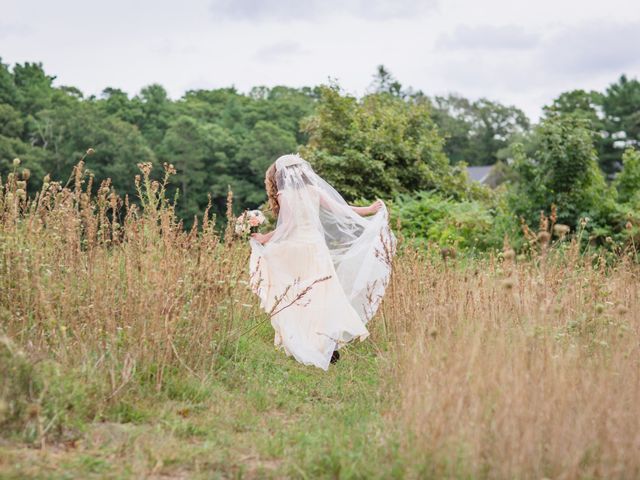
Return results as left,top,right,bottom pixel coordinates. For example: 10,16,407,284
265,162,279,216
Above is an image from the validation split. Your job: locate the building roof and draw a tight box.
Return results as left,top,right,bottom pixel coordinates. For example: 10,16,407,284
465,165,494,184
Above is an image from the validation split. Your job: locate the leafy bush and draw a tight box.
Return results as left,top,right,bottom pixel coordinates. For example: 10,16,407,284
391,191,512,251
507,114,625,246
300,85,489,203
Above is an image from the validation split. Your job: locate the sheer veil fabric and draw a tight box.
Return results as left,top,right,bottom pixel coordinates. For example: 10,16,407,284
249,154,396,370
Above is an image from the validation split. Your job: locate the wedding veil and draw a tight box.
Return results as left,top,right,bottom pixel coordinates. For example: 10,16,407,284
249,153,396,324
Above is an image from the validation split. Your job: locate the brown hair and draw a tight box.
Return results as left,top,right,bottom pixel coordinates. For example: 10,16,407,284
265,162,279,216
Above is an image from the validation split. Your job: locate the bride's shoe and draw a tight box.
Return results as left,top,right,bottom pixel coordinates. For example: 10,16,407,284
330,350,340,364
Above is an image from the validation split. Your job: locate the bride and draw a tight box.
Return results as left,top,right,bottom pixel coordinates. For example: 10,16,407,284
249,153,396,370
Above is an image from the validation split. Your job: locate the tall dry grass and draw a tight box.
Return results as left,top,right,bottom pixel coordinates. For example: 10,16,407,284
1,160,260,394
2,160,639,478
384,243,640,478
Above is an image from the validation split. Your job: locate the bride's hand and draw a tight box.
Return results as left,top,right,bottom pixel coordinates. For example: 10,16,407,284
251,232,269,244
369,199,384,214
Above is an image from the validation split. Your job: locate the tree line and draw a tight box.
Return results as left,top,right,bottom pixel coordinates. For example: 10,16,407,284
1,59,639,249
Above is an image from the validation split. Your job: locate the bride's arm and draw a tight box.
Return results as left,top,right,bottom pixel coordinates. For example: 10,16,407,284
315,185,384,217
350,200,384,216
251,230,275,244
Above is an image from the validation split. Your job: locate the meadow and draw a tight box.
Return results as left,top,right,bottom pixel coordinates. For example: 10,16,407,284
1,162,639,479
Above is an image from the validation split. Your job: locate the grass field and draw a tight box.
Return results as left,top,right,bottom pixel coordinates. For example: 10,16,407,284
1,163,639,478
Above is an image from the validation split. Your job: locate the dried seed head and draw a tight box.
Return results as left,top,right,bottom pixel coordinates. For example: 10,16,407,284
501,278,515,290
440,247,456,260
605,236,613,244
21,168,30,180
27,403,40,419
163,162,177,175
595,303,605,314
429,327,438,339
503,248,516,261
86,147,95,156
616,305,629,316
43,174,51,183
137,162,153,176
553,224,570,236
16,181,26,190
536,231,551,244
12,158,20,167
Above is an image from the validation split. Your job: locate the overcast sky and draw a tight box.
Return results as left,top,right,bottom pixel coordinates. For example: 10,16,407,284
2,0,639,120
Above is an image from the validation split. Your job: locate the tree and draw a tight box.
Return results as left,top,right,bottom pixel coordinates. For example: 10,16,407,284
299,84,484,202
510,114,616,234
432,94,530,166
544,76,640,175
614,148,640,205
601,75,640,174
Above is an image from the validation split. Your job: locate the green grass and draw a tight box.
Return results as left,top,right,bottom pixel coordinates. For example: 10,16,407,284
0,324,402,479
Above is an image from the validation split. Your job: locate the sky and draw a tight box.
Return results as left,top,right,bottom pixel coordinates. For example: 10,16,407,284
2,0,640,120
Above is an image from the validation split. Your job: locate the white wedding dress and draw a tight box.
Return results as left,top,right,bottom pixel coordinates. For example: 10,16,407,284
249,154,396,370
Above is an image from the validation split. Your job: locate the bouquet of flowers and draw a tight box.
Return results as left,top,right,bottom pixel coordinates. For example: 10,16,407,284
235,209,266,236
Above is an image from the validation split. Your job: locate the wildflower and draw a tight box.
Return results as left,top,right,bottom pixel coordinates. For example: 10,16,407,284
625,221,633,230
21,169,30,180
86,147,95,156
16,189,26,200
605,236,613,244
12,158,20,167
16,181,26,190
43,174,51,183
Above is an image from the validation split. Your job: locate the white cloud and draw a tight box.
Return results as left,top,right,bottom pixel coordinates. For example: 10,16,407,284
253,41,308,62
540,22,640,76
210,0,438,21
437,25,539,50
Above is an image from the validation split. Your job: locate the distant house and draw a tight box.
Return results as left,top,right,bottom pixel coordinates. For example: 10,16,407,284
464,164,504,188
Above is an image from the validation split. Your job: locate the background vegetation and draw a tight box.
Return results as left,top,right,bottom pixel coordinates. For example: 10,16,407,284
1,59,638,252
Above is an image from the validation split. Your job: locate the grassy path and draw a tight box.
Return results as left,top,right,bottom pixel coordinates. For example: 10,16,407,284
0,331,401,479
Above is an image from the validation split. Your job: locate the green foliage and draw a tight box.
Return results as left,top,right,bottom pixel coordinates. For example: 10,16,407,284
392,191,510,250
432,94,530,166
614,148,640,205
507,114,629,245
544,76,640,176
0,61,316,224
300,84,487,202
